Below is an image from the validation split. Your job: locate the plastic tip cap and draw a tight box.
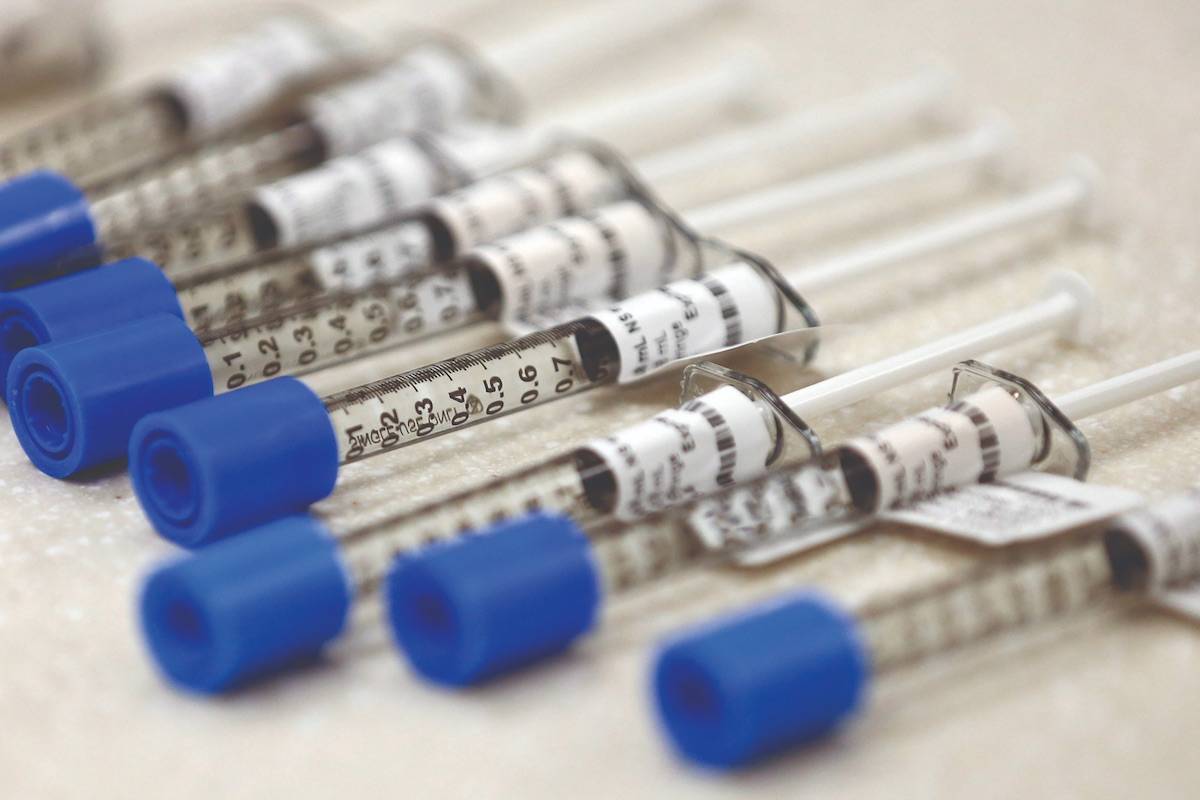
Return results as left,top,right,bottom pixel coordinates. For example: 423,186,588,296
652,592,869,769
129,377,339,548
0,257,183,397
139,515,351,694
6,315,213,478
0,170,96,287
386,512,601,687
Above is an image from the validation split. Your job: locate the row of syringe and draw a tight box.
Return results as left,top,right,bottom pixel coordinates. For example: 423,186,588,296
1,1,1195,774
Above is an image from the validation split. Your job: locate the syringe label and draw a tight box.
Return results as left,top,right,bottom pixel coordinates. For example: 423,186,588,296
165,17,339,136
203,266,477,390
424,150,625,257
252,139,445,248
685,462,851,551
1110,489,1200,589
840,385,1039,512
307,222,434,290
326,321,598,463
882,471,1143,545
588,262,783,383
582,385,773,520
473,200,679,325
305,46,475,158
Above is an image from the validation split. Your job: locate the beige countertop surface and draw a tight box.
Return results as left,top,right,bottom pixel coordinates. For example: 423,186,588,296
1,1,1199,797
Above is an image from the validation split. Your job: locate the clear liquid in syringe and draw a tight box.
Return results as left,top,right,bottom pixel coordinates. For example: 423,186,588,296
324,317,612,462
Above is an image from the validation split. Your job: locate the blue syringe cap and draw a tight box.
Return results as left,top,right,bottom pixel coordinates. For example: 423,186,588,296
386,512,602,686
140,514,352,694
652,592,869,769
0,170,97,288
7,314,213,478
129,377,339,549
0,258,181,395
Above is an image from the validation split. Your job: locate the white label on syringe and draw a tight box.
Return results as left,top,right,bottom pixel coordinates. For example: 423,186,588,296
588,262,783,383
252,138,445,249
1112,488,1200,589
582,385,773,521
307,222,434,290
474,201,681,326
881,471,1144,545
305,46,476,158
686,461,853,552
165,17,338,135
424,150,625,257
840,385,1040,512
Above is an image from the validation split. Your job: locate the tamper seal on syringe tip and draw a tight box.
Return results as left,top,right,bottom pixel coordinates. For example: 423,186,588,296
386,513,602,686
0,258,181,394
130,377,339,548
140,514,351,694
652,592,868,769
7,314,213,478
0,170,96,288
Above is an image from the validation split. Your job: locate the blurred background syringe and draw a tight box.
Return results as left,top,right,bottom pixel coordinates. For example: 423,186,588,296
130,278,1093,692
158,66,958,324
5,117,1012,488
649,485,1200,768
0,0,108,104
0,0,730,287
93,52,770,277
373,350,1200,696
0,9,364,185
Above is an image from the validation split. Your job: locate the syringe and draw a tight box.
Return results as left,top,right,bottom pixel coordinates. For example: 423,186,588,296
7,122,1010,485
0,0,106,102
0,11,363,186
0,55,771,365
0,0,726,287
134,280,1091,693
650,486,1200,767
376,351,1200,691
116,160,1092,548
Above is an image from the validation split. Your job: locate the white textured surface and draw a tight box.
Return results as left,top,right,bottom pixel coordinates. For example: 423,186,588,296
2,0,1200,797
